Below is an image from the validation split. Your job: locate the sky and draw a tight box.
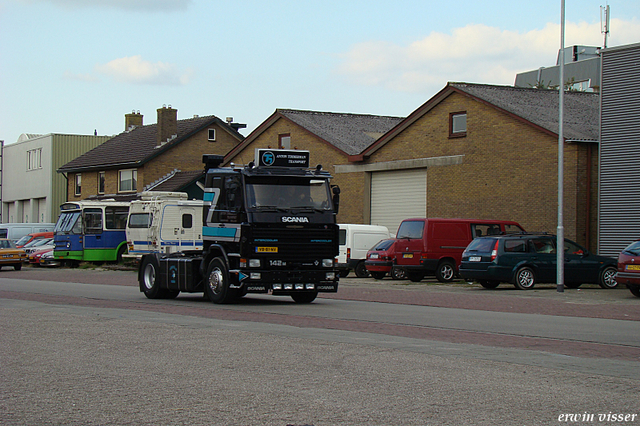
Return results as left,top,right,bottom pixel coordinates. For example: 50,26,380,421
1,0,639,146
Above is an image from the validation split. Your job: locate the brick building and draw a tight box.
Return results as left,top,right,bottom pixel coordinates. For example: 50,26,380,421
338,82,599,249
58,107,245,201
224,109,403,224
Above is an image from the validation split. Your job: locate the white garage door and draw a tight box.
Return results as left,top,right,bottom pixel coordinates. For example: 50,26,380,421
370,168,427,237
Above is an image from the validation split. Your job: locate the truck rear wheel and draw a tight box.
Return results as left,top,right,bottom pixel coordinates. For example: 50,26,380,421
204,257,234,304
141,256,162,299
291,292,318,303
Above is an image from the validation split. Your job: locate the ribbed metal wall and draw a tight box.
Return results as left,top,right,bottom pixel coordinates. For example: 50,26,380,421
51,134,110,221
599,44,640,257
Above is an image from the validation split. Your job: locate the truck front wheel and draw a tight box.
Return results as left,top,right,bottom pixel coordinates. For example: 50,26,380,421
291,292,318,304
205,257,234,304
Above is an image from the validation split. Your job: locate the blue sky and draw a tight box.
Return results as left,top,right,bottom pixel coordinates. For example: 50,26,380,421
1,0,639,145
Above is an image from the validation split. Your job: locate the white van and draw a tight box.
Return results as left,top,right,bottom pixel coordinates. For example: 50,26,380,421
338,224,390,278
0,223,55,243
126,192,204,258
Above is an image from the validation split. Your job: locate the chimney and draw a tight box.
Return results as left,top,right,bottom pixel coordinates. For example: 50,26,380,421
157,105,177,145
125,110,143,131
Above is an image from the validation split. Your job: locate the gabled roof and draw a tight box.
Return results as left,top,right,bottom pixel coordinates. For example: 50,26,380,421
225,109,404,162
359,82,599,159
59,115,244,173
146,170,204,192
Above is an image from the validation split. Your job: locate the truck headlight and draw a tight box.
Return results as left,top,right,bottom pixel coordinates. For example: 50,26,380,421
250,273,261,280
326,272,336,280
249,259,261,268
322,258,333,267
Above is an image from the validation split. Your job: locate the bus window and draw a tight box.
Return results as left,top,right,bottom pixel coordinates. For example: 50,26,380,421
84,208,103,234
106,207,129,229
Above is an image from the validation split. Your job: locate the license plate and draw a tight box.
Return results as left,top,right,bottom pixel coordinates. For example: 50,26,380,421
469,256,482,262
403,253,413,258
2,254,13,258
626,264,640,271
370,254,379,259
256,247,278,253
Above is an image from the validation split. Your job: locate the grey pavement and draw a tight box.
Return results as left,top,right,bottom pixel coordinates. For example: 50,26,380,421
1,267,639,425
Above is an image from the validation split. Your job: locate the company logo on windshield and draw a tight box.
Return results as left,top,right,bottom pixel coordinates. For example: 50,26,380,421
282,216,309,223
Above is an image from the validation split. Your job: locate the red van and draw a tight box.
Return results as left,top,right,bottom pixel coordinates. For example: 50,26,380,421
394,218,525,282
15,232,54,248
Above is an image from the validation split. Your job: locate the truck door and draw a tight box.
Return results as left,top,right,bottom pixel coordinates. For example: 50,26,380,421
178,208,198,249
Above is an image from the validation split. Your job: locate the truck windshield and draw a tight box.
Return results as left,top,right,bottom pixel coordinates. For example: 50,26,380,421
246,177,332,211
54,211,82,234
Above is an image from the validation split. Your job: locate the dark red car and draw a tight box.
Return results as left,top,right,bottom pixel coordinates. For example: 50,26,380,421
616,240,640,298
365,239,406,280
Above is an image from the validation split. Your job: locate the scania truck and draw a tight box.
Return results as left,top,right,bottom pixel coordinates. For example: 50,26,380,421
138,149,340,304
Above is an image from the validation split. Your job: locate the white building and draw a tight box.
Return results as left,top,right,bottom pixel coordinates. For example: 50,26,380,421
1,133,110,223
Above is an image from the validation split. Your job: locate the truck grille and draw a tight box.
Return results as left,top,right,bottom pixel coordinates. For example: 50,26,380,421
248,225,338,262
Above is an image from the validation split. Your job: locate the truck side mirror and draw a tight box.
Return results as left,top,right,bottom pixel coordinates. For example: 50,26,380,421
332,185,340,214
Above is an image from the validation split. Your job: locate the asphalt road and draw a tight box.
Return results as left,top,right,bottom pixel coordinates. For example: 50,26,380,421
1,266,639,425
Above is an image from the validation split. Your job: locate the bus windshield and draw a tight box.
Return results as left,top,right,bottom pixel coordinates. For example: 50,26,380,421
245,177,332,211
55,211,82,234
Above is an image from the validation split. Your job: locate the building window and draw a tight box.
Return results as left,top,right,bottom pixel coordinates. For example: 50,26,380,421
449,112,467,138
27,148,42,171
208,128,216,141
279,134,291,149
118,169,137,192
75,174,82,196
98,171,106,194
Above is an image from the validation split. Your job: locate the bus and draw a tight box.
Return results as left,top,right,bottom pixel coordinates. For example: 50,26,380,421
53,200,130,264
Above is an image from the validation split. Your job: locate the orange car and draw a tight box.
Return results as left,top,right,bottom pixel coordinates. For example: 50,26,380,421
0,238,26,270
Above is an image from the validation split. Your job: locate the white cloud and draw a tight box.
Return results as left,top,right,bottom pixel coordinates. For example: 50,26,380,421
95,55,194,86
63,70,100,83
336,18,640,93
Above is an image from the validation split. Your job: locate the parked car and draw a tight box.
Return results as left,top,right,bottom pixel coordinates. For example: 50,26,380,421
27,241,55,264
0,223,54,243
38,250,60,267
15,231,54,248
459,233,618,290
615,240,640,298
23,238,54,260
394,218,525,283
0,238,26,270
337,224,390,277
365,239,406,280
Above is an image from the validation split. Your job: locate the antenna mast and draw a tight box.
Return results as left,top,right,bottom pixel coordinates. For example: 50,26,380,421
601,4,610,48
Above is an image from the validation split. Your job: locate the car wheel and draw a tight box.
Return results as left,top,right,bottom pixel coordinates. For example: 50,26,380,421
370,271,386,280
514,267,536,290
479,280,499,289
354,261,370,278
598,266,618,289
629,286,640,298
435,260,456,283
291,292,318,304
204,257,235,304
14,263,22,271
391,266,406,280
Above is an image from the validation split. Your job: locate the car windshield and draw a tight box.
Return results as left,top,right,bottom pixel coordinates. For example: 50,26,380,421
372,239,395,250
15,235,32,246
0,239,17,249
622,241,640,256
464,237,497,253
